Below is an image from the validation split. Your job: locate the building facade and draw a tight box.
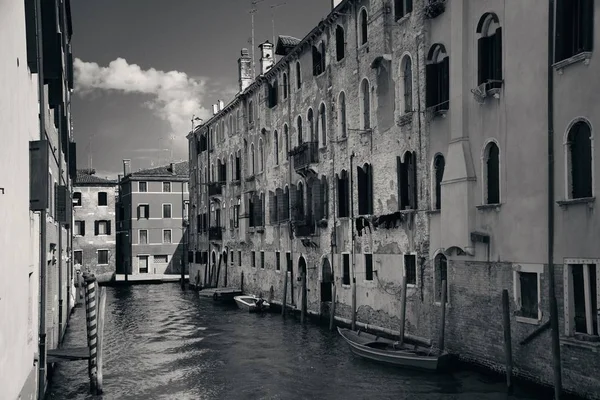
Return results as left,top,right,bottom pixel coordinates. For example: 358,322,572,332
73,169,118,282
187,0,600,398
117,161,189,276
0,0,77,398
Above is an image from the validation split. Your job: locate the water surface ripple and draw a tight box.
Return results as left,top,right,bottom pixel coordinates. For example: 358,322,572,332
46,285,545,400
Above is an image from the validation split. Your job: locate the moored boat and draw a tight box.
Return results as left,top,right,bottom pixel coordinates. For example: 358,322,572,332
233,295,270,313
337,327,450,371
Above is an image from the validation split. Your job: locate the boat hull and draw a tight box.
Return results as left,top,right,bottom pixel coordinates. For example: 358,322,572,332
337,327,449,371
234,295,270,313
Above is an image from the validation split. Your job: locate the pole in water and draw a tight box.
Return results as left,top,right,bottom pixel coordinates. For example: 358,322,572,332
96,285,107,394
329,283,337,331
438,279,447,353
398,270,408,345
502,289,513,393
301,270,307,324
83,273,98,393
282,267,288,317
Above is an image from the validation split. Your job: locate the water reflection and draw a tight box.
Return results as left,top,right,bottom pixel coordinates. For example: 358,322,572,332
47,285,544,400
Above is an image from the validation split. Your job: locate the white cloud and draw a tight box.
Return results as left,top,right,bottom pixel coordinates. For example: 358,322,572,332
73,57,211,138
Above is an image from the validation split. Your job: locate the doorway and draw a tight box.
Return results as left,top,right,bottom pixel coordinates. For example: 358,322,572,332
321,258,333,302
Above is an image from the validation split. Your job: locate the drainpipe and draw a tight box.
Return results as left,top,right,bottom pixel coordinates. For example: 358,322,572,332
287,63,295,307
547,0,562,397
205,128,211,287
58,105,64,342
35,0,48,396
181,180,185,289
350,152,356,330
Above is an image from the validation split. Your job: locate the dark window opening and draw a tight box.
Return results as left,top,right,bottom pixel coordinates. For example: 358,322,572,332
398,152,418,210
307,108,316,144
73,192,81,206
434,254,448,303
98,250,109,265
251,251,256,268
260,251,265,269
337,170,350,217
365,254,373,281
98,192,108,206
360,79,371,130
336,25,345,61
360,9,368,45
238,251,242,266
555,0,594,62
235,152,241,180
248,100,254,124
434,155,445,210
296,61,302,89
477,14,503,88
403,57,413,113
338,92,347,138
519,272,539,319
268,79,279,108
568,121,593,199
426,44,449,111
571,264,598,336
485,143,500,204
269,190,278,225
297,116,303,145
312,44,326,76
276,252,281,271
404,254,417,285
319,103,327,146
283,73,289,99
286,252,292,272
342,254,350,285
357,163,373,215
395,0,413,20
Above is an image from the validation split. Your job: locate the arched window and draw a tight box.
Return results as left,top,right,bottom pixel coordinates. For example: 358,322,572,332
357,163,373,215
283,73,288,99
483,142,500,204
338,91,347,138
283,124,289,160
477,13,502,89
236,110,240,131
395,0,413,21
401,55,413,114
566,120,593,199
360,78,371,130
229,115,233,135
248,100,254,124
398,151,417,210
433,154,445,210
210,128,215,150
229,153,234,180
359,8,368,45
258,138,264,172
274,129,279,165
297,181,305,216
297,115,303,145
296,61,302,89
336,25,345,61
555,0,594,62
319,103,327,147
307,108,315,143
250,143,255,176
434,253,448,303
426,44,449,112
211,163,215,183
220,120,225,142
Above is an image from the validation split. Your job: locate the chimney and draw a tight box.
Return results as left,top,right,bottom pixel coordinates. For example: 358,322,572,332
123,159,131,177
219,100,224,111
169,162,175,174
212,104,218,115
238,48,252,92
259,41,274,75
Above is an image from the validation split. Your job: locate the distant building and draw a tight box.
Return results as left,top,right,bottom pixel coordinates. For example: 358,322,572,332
73,169,118,281
116,161,189,275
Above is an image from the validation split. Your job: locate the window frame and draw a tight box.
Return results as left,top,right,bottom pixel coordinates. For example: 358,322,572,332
97,249,109,266
162,203,173,219
138,181,147,192
433,253,449,305
163,229,172,244
481,139,501,205
139,229,148,245
564,118,594,200
163,182,171,193
563,258,600,338
403,253,418,287
512,263,543,324
342,252,351,286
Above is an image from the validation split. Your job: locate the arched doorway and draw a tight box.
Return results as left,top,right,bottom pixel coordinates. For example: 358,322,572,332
321,258,333,302
209,251,216,287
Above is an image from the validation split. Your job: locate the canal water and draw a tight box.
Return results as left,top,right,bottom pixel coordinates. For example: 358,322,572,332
47,284,547,400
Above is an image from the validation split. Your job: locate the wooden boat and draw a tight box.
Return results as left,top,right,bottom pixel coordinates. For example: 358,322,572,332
233,295,270,313
337,327,450,371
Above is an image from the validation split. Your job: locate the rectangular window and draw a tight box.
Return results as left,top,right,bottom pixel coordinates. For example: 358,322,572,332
565,261,599,337
230,251,234,266
138,204,149,219
518,272,539,319
276,251,281,271
163,229,172,244
96,220,110,236
154,255,168,263
74,220,85,236
73,192,82,206
261,251,265,269
163,204,172,218
139,181,147,192
139,229,148,244
252,251,256,268
365,253,373,281
238,250,242,267
73,250,83,265
98,250,109,265
98,192,108,206
138,255,149,273
555,0,594,63
342,254,350,285
404,254,417,285
286,252,292,272
163,182,171,192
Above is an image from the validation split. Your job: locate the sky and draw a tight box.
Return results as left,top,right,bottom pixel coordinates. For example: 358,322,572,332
70,0,332,178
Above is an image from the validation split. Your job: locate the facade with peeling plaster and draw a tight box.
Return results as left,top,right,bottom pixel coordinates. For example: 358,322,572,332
187,0,600,398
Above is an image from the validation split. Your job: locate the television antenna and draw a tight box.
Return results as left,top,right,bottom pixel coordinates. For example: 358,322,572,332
249,0,265,78
270,2,287,51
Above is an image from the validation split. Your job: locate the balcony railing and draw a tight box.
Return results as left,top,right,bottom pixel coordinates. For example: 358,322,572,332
208,226,223,241
291,141,319,172
208,182,222,196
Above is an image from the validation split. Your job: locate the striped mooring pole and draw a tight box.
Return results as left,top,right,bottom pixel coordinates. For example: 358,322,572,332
83,272,98,393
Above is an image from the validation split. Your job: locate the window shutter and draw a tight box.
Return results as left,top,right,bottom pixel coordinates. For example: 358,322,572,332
407,155,415,209
137,205,141,219
477,37,486,85
425,64,438,107
441,57,450,109
555,0,566,61
107,220,112,235
412,153,418,209
94,221,99,236
494,28,503,82
252,194,262,227
24,0,38,72
313,180,324,220
289,185,298,221
406,0,412,13
367,165,373,214
357,166,365,215
582,0,594,52
269,191,276,224
81,221,86,236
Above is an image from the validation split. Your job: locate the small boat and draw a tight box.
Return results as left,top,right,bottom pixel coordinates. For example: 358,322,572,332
233,295,270,313
337,327,450,371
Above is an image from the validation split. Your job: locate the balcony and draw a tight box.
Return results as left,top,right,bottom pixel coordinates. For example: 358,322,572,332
208,182,222,196
294,219,316,237
208,226,223,241
291,141,319,173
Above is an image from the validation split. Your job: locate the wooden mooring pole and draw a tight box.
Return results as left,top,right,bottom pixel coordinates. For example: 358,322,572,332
398,270,408,345
329,283,337,331
96,285,107,394
502,289,513,392
282,268,288,317
438,279,447,353
300,270,307,324
83,273,98,393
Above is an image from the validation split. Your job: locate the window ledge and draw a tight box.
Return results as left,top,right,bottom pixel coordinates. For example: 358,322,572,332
553,52,592,74
336,136,348,143
476,203,502,211
515,316,541,325
395,13,411,25
398,112,413,127
341,284,351,289
399,208,417,214
557,197,595,209
426,209,441,215
433,301,450,308
560,335,600,350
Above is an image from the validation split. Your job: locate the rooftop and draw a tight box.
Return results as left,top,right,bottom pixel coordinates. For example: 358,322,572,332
129,161,189,178
75,169,118,186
